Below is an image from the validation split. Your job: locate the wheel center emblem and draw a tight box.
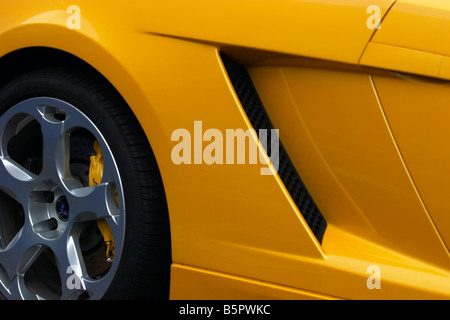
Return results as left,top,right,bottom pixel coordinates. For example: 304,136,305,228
56,196,70,221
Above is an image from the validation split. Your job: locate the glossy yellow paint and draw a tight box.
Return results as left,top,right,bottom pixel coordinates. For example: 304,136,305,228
361,0,450,79
247,64,450,299
170,264,338,300
250,65,450,269
360,42,445,79
372,0,450,56
0,0,396,64
132,0,395,64
0,0,449,300
372,72,450,254
171,223,450,299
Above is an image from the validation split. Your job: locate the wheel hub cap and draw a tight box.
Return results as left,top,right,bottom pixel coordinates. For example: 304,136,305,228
56,196,70,222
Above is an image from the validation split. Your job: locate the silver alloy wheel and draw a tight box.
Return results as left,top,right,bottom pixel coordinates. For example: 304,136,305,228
0,97,125,300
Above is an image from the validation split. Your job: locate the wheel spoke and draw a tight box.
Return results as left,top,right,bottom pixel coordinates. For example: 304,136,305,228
38,119,69,183
96,141,117,184
68,182,119,222
0,238,46,300
0,157,36,203
2,278,23,300
0,234,23,284
82,276,113,300
56,234,115,300
52,235,86,299
0,223,42,280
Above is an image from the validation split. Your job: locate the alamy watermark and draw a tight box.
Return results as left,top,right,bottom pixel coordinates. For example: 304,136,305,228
366,265,381,289
66,265,83,290
171,121,279,175
66,5,81,30
367,5,381,30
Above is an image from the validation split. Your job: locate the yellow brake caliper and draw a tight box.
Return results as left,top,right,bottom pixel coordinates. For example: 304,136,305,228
89,140,115,261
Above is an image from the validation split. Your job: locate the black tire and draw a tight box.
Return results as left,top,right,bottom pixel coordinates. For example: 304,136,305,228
0,67,171,300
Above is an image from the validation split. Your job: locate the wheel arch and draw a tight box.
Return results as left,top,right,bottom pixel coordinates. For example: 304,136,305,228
0,37,171,207
0,45,150,132
0,12,167,163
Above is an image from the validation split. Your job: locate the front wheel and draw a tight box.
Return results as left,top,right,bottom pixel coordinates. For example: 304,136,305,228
0,67,171,300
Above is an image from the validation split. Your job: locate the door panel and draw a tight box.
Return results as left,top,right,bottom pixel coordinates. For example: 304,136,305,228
372,72,450,253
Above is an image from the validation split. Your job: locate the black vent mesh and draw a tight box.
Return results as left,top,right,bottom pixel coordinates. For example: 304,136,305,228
220,53,327,244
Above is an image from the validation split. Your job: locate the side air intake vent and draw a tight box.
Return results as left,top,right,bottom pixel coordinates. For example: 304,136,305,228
220,53,327,244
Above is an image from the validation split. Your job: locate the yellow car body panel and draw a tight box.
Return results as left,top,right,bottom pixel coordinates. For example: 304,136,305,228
372,73,450,256
371,0,450,56
0,0,449,299
361,0,450,79
250,66,449,268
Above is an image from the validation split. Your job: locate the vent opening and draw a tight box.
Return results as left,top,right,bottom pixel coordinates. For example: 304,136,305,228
220,53,327,244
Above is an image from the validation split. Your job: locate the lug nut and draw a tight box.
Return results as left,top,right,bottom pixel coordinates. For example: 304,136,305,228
44,191,55,203
31,191,55,203
33,218,58,233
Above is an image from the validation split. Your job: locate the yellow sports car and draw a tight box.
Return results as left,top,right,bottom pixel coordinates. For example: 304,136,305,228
0,0,449,300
